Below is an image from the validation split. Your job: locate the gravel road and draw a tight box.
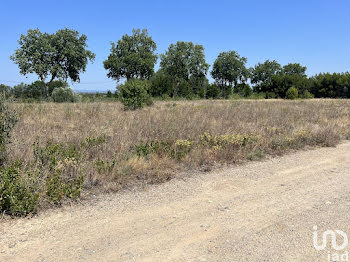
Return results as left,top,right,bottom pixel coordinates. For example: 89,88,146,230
1,142,350,262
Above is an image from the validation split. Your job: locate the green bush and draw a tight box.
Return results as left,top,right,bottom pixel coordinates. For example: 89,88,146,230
206,84,220,99
234,83,252,97
0,162,40,216
266,92,277,99
33,140,84,204
12,81,68,100
46,169,84,204
286,86,299,100
300,90,314,99
119,79,152,110
52,87,81,103
0,97,18,165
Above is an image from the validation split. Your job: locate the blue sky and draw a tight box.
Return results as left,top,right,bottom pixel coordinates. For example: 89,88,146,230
1,0,350,92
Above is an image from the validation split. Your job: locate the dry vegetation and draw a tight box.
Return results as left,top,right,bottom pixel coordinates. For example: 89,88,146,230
8,99,349,197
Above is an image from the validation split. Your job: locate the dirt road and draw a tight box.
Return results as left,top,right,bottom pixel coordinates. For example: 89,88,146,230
1,142,350,262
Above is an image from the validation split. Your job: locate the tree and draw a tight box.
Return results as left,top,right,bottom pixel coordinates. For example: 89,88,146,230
211,51,249,97
104,29,157,82
250,60,282,93
149,70,174,97
10,28,95,98
160,41,209,97
270,74,310,98
283,63,307,76
310,72,350,98
267,62,309,98
11,81,68,100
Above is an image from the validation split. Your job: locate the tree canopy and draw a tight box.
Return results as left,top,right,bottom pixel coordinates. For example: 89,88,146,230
211,51,249,96
160,41,209,97
10,28,95,97
103,29,157,81
283,63,307,76
250,60,282,93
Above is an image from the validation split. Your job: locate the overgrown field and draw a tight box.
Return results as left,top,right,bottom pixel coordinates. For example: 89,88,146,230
3,99,350,215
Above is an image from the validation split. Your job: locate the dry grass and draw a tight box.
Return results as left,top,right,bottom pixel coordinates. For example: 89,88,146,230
8,99,350,192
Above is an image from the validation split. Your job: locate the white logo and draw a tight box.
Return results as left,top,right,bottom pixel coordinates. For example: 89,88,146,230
313,225,349,261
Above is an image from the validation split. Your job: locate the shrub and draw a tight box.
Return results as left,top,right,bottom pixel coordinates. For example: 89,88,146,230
206,84,220,99
266,92,277,99
0,162,40,216
33,140,84,204
119,79,152,110
0,84,12,99
300,90,314,99
52,87,80,103
46,168,84,204
286,86,299,100
135,141,171,157
0,97,18,165
234,83,252,97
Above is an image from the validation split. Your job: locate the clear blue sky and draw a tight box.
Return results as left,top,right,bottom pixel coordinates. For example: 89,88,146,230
1,0,349,92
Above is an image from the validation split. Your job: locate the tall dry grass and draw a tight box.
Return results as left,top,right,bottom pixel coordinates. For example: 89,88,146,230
8,99,350,192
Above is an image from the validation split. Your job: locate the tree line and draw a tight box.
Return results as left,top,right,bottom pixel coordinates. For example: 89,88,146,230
4,27,350,102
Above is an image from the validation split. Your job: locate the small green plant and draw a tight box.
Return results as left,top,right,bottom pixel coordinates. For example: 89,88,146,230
346,132,350,140
173,139,193,160
199,132,259,148
0,162,40,216
119,79,152,110
81,135,107,149
33,139,80,167
135,141,171,157
286,86,299,100
95,158,116,174
271,136,290,150
247,149,265,160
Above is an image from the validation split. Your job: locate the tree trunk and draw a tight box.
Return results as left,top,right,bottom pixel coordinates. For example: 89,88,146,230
40,76,49,99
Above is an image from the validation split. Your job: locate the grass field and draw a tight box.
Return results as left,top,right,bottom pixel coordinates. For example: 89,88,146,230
8,99,349,196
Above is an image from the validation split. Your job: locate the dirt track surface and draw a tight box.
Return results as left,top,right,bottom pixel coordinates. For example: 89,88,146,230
1,142,350,262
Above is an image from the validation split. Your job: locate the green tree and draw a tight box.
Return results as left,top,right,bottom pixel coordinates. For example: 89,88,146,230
271,74,310,98
10,28,95,98
104,29,157,82
310,72,350,98
160,41,209,97
211,51,249,97
206,84,220,99
283,63,307,76
250,60,282,93
11,81,68,100
269,63,309,98
149,70,174,97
